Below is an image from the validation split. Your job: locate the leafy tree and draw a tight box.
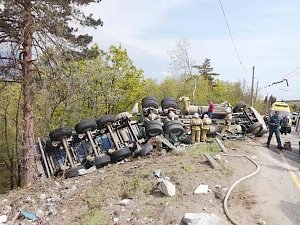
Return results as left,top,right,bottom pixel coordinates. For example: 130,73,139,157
168,38,195,78
104,45,145,113
0,0,103,185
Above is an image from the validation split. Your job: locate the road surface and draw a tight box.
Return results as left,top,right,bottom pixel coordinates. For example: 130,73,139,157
236,129,300,225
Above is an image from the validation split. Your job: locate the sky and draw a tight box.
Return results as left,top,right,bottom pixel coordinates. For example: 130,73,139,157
81,0,300,100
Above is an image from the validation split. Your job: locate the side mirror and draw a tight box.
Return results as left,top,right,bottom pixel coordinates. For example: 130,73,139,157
132,102,139,114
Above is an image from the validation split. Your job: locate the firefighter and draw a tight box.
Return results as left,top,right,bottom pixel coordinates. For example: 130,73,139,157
190,113,202,143
222,113,233,134
201,114,212,142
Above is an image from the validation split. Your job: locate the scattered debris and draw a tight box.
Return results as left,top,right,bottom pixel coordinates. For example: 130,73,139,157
215,137,227,153
78,166,97,175
258,219,267,225
155,135,177,150
213,154,222,161
119,199,132,206
159,179,176,196
182,212,226,225
194,184,209,195
203,153,219,169
0,215,8,223
214,187,229,200
21,210,38,221
113,217,119,223
153,169,162,178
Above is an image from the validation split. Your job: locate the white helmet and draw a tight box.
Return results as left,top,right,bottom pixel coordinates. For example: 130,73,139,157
193,113,199,118
203,114,209,118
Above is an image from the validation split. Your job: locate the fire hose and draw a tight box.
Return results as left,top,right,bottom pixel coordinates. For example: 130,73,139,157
221,154,260,225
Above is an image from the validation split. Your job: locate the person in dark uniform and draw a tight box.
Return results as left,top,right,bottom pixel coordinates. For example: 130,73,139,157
267,111,283,150
280,115,289,135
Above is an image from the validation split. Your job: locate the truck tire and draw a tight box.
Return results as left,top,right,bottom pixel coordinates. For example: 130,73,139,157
145,120,163,137
233,101,246,113
110,147,132,162
49,127,73,141
142,99,159,109
65,165,85,179
97,115,116,129
247,122,262,135
75,119,97,134
94,155,111,168
142,96,157,103
165,120,184,136
161,97,178,109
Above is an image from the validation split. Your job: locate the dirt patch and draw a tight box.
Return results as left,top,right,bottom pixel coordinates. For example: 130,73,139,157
0,140,265,225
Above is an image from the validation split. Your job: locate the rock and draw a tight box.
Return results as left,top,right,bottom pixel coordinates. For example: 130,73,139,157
25,196,35,204
36,209,44,218
2,205,12,214
159,179,176,196
258,220,267,225
119,199,132,206
70,185,77,191
183,213,226,225
113,217,119,222
214,187,229,200
0,215,8,223
153,169,162,178
40,193,47,200
194,184,209,195
48,207,57,215
213,154,222,161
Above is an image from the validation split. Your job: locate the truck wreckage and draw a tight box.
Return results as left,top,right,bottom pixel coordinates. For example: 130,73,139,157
36,96,267,179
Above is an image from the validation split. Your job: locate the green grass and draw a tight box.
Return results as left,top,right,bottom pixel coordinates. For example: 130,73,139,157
186,141,220,156
121,176,153,198
70,209,110,225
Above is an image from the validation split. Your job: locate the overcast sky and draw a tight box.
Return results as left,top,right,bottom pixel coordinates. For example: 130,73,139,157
82,0,300,100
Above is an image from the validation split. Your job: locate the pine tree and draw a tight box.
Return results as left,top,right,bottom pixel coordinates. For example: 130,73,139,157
0,0,103,186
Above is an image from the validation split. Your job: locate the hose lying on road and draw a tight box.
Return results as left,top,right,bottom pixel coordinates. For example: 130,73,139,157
221,154,260,225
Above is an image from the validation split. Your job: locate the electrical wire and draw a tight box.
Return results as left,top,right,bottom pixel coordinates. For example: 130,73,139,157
218,0,247,71
282,66,300,79
275,86,294,92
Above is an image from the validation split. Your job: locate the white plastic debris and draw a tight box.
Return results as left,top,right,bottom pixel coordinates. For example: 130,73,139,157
183,213,226,225
159,179,176,196
119,199,132,206
153,169,162,178
0,215,8,223
194,184,209,194
78,166,96,175
40,193,46,200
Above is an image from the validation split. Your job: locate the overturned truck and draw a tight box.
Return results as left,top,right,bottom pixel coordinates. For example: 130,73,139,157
36,97,267,179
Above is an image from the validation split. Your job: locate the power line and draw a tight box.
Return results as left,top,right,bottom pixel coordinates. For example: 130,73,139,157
282,65,300,79
218,0,247,71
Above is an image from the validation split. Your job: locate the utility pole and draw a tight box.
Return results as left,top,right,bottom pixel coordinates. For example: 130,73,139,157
255,80,259,103
250,66,255,107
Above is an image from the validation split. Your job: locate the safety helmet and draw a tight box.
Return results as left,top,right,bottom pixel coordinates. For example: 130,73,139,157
193,113,199,118
203,114,209,118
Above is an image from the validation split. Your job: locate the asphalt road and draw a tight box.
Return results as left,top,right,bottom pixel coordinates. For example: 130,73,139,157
245,129,300,225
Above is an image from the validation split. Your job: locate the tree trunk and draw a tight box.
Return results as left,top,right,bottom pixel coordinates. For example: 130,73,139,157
20,1,37,186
